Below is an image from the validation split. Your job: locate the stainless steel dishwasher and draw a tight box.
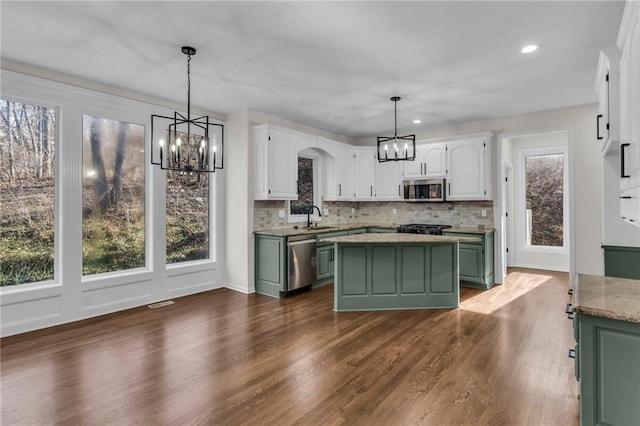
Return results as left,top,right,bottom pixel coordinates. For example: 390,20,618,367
287,235,317,291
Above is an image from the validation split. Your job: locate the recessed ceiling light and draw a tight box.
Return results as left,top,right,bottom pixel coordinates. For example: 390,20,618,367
413,119,422,124
521,44,539,54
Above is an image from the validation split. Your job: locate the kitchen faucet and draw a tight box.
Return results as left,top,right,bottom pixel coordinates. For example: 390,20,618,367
307,205,322,228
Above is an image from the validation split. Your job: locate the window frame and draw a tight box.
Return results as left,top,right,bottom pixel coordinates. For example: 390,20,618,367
516,145,569,255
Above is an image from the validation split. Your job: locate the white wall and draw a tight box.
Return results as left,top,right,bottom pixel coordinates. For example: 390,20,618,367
225,110,254,293
0,70,225,337
357,103,603,276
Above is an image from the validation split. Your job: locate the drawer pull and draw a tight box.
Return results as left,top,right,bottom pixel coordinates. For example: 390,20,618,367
568,348,576,359
565,303,574,320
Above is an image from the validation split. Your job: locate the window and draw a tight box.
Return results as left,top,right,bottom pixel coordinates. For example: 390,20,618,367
82,115,145,275
0,100,56,286
524,152,565,247
166,171,209,264
290,157,314,217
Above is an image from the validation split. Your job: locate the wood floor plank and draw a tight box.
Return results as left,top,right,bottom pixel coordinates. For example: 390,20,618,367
0,268,579,425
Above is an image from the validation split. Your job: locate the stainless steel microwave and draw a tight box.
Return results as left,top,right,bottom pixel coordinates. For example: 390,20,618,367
403,178,446,202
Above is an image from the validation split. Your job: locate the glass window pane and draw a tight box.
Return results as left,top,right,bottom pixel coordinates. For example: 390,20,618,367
0,100,56,286
290,157,313,215
166,171,209,263
525,153,564,247
82,116,145,275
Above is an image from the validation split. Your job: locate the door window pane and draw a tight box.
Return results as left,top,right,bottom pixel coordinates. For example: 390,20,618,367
525,153,564,247
166,171,209,263
82,116,145,275
0,100,56,286
290,157,314,215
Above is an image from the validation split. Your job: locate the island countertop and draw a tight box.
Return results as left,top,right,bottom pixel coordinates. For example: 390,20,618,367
573,274,640,323
254,222,396,237
321,233,480,244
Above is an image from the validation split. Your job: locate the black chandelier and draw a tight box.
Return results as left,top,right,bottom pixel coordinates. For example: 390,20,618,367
377,96,416,162
151,46,224,173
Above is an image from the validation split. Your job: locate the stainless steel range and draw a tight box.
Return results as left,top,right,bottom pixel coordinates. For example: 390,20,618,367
396,223,452,235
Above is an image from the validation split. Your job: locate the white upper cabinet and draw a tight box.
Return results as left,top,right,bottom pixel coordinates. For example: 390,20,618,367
336,145,356,200
446,135,492,201
376,160,402,200
402,143,446,179
354,149,376,200
424,143,447,178
618,1,640,225
253,124,299,200
595,48,621,154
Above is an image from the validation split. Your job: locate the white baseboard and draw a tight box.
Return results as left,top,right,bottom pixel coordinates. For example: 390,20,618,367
225,282,254,294
511,263,569,273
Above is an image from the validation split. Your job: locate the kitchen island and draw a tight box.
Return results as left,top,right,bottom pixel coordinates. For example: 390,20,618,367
571,274,640,426
321,233,480,312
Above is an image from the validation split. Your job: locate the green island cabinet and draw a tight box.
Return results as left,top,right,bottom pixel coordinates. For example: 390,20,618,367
573,313,640,426
255,227,396,298
442,230,494,289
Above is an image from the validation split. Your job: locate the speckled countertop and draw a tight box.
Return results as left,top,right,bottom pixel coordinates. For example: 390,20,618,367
444,227,495,235
573,274,640,323
254,223,396,237
321,233,481,244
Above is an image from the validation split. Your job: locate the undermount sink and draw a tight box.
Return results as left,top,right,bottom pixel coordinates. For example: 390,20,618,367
303,226,336,231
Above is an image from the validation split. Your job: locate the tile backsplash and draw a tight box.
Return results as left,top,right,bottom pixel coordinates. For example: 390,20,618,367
254,200,494,230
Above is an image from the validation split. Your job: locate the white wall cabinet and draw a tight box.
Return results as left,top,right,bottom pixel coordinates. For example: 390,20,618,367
402,143,446,179
376,160,402,200
446,135,491,201
596,49,621,154
618,2,640,225
354,150,376,200
253,124,298,200
336,145,356,200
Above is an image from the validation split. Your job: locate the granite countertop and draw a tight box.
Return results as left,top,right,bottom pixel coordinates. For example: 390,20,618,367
321,233,481,244
445,227,495,235
573,274,640,323
254,223,396,237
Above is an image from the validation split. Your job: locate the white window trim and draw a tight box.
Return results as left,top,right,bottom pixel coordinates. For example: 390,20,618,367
516,145,569,255
289,153,321,224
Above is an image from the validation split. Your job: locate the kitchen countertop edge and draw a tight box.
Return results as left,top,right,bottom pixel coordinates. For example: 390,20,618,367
254,223,396,237
573,274,640,324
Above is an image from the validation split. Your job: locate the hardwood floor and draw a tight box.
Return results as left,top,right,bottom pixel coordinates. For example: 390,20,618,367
1,268,579,425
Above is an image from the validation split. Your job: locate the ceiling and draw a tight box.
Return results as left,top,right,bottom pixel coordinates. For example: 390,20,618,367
1,1,625,140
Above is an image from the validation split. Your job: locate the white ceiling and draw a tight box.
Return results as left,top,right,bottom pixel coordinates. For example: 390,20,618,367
1,1,625,140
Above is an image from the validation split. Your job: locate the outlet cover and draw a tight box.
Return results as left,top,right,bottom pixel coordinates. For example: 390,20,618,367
351,207,355,214
278,209,285,218
392,208,397,215
324,208,329,216
481,209,487,217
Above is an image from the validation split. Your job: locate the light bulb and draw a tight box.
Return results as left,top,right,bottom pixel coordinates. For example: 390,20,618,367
159,138,165,146
176,138,182,146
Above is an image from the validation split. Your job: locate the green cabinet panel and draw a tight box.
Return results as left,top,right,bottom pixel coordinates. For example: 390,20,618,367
443,230,494,289
371,246,397,294
254,235,287,298
367,227,397,233
347,228,367,235
316,244,333,281
401,246,426,294
602,245,640,279
341,246,368,295
578,314,640,426
430,244,455,294
335,242,459,311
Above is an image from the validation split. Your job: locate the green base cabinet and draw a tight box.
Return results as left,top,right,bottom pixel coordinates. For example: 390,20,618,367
255,234,287,298
334,242,460,311
443,231,494,289
602,245,640,279
576,314,640,426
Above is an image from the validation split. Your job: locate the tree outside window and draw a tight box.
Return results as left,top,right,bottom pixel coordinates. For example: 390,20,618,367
82,115,145,275
0,100,56,286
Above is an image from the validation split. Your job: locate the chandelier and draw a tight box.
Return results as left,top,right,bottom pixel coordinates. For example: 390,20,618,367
151,46,223,173
377,96,416,162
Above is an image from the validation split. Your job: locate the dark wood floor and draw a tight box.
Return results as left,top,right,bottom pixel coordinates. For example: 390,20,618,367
1,268,579,425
